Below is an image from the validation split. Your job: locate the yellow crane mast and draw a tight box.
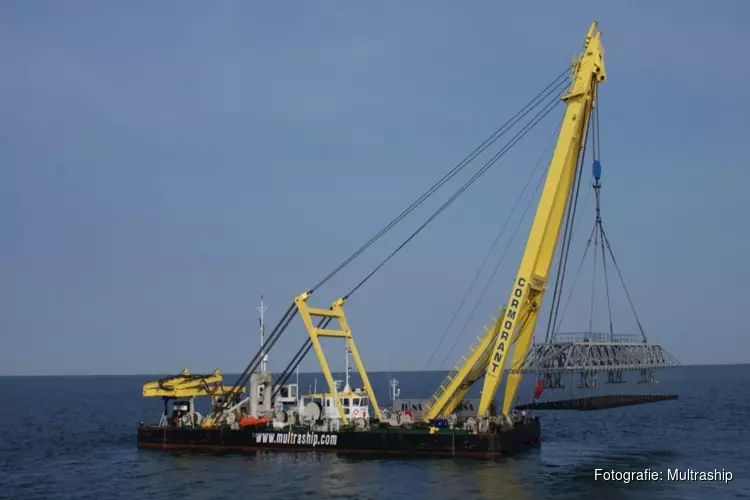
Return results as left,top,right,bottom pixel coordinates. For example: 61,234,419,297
425,21,606,422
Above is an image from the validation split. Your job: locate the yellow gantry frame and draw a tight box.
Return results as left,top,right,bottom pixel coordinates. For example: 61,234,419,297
478,21,606,417
295,292,382,424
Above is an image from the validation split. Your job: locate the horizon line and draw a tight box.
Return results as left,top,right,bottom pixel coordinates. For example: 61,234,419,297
0,361,746,377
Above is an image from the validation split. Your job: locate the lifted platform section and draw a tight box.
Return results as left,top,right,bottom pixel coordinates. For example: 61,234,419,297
510,334,680,375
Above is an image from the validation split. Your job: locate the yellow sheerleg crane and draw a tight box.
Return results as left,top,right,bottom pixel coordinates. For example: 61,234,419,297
424,21,606,422
480,22,606,419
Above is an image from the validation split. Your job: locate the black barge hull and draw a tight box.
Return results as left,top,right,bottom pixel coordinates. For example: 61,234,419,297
137,418,541,457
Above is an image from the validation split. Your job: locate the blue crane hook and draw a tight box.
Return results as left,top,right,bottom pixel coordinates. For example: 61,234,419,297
592,160,602,181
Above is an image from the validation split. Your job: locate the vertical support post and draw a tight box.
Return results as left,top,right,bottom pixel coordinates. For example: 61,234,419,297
334,298,382,420
258,296,268,373
249,373,260,417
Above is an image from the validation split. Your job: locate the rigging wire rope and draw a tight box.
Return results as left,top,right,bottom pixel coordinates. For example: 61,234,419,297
599,226,647,340
593,91,615,339
544,78,597,343
439,155,549,370
589,220,599,334
590,94,615,339
269,71,571,395
423,117,564,370
552,220,597,333
213,303,298,411
274,84,568,393
309,68,571,295
216,69,573,414
344,86,567,299
216,70,571,409
547,86,647,342
550,198,648,340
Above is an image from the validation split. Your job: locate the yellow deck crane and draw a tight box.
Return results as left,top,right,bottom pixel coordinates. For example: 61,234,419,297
142,369,242,398
143,369,245,427
424,21,606,423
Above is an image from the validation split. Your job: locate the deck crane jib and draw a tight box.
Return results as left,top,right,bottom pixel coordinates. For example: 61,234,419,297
195,21,678,435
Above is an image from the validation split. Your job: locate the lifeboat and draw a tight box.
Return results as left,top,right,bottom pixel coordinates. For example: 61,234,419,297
238,416,270,428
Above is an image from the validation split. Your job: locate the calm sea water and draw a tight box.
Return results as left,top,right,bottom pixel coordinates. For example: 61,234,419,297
1,365,748,499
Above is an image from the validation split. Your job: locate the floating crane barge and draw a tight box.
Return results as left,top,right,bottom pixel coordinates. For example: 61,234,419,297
137,22,678,457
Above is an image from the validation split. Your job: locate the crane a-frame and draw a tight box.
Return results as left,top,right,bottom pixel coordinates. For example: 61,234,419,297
424,21,606,422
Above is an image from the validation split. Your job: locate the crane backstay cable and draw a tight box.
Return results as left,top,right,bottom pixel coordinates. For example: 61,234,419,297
215,68,572,417
271,319,326,399
424,117,563,370
214,68,573,413
552,220,596,334
439,161,548,370
344,85,567,299
275,78,569,391
213,303,298,411
309,67,571,295
543,83,596,343
599,226,647,340
260,72,571,402
543,86,647,343
592,97,614,338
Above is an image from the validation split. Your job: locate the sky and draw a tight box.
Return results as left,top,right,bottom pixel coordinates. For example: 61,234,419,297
1,1,749,376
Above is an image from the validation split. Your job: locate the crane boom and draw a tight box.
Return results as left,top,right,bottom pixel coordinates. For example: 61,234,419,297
477,22,607,418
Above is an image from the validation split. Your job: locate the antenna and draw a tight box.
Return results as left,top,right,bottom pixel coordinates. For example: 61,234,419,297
345,343,351,391
390,377,400,402
258,295,268,373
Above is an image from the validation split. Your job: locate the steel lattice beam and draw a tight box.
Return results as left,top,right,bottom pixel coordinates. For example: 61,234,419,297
510,336,680,375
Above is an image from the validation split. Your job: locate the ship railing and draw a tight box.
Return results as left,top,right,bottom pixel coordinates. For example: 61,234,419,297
426,327,493,412
550,332,644,344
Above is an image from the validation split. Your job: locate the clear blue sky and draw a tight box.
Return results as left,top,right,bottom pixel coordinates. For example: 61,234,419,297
1,1,748,375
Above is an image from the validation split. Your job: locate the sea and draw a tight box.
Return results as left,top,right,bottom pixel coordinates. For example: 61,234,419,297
1,364,747,500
